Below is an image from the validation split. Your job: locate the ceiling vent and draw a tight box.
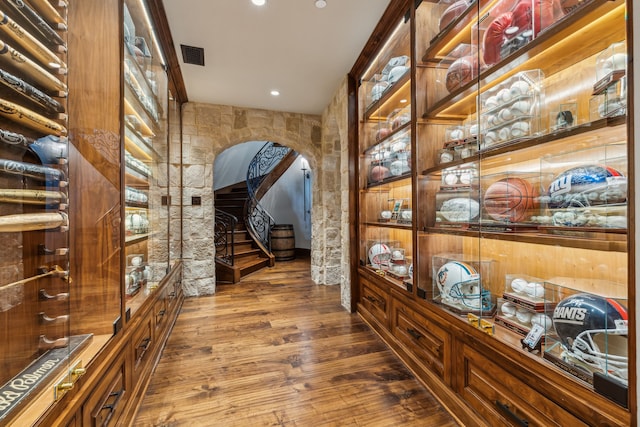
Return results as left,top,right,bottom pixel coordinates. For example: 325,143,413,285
180,44,205,66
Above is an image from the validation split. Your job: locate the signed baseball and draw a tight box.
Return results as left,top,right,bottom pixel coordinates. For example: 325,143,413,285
510,80,530,97
501,301,516,317
510,278,528,293
511,121,530,137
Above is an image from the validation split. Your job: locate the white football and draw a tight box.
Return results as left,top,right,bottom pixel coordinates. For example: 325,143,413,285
511,121,530,137
388,66,410,84
371,82,389,102
440,198,480,222
531,313,553,330
516,308,533,324
497,88,512,103
510,80,530,97
524,282,545,298
501,302,516,318
391,140,407,153
510,278,528,293
390,160,410,176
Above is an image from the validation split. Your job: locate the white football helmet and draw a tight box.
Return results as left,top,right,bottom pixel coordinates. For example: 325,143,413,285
368,243,391,269
436,261,493,310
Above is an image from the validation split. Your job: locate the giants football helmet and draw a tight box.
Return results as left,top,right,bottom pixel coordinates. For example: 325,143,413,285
436,261,493,310
552,293,629,383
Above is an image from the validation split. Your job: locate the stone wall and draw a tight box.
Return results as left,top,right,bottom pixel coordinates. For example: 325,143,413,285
179,90,350,307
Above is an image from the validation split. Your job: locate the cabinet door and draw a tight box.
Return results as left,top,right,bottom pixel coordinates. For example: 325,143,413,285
123,0,170,317
82,353,128,427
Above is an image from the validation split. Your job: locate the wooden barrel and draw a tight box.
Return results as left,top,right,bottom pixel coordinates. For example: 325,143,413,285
271,224,295,261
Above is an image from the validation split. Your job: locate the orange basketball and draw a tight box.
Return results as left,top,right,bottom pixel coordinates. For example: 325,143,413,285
445,55,477,93
483,177,539,223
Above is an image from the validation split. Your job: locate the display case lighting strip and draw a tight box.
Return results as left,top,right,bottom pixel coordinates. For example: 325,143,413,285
138,0,166,67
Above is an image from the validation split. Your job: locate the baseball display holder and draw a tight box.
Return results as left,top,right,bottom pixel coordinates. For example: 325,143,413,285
364,127,412,186
477,69,545,151
541,281,629,404
430,253,496,317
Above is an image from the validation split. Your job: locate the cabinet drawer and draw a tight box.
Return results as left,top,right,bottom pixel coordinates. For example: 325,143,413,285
153,293,168,332
360,277,389,327
131,313,154,384
391,303,451,384
82,355,127,427
460,344,587,427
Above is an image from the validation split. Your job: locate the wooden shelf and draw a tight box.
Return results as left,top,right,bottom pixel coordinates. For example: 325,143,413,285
125,233,150,245
362,221,412,231
363,73,411,121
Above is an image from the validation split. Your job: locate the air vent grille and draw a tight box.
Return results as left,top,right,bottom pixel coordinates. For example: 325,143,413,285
180,44,205,66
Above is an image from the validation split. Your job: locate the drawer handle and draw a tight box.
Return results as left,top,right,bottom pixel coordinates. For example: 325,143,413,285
169,291,176,298
406,328,423,340
136,337,151,361
365,295,378,304
496,401,529,427
157,309,166,317
101,389,124,417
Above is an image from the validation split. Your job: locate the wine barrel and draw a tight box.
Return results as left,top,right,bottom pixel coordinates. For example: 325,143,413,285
270,224,295,261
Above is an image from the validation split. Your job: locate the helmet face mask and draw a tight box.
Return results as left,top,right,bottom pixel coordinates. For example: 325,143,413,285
553,293,629,384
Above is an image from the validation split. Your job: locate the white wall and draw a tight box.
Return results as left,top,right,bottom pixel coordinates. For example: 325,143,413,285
213,142,312,250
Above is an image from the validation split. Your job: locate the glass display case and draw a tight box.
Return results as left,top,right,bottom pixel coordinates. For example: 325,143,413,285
358,15,413,292
123,0,170,315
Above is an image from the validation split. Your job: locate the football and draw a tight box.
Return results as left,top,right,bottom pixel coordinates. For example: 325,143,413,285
484,177,539,223
547,164,627,209
440,197,480,222
445,55,477,93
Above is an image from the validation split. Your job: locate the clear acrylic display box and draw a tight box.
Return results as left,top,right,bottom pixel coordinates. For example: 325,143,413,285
366,240,401,271
431,253,495,316
478,69,545,150
548,101,578,131
436,0,473,34
362,55,411,109
542,281,629,396
590,77,627,121
502,273,556,311
364,128,412,185
538,143,627,229
480,171,543,225
495,297,548,336
435,189,480,227
438,43,479,95
440,164,478,190
388,105,412,131
595,41,627,83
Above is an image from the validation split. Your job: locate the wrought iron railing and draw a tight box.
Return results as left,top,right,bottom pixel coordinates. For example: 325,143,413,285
246,142,292,252
214,208,237,265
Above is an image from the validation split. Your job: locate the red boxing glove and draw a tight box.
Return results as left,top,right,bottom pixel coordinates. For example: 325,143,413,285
482,12,513,65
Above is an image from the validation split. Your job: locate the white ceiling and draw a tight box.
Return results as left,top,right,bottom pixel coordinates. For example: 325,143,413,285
162,0,392,115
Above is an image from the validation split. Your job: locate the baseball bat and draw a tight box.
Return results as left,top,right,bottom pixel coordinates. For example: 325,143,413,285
25,0,66,26
0,127,33,148
0,211,67,232
0,40,67,93
0,69,65,113
0,158,64,182
0,97,67,136
0,264,67,291
0,188,66,205
5,0,66,46
0,11,65,69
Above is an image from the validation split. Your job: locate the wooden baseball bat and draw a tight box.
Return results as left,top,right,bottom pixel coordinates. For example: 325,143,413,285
5,0,66,46
0,97,67,136
0,11,65,69
0,211,67,232
0,188,66,205
0,40,67,93
0,264,67,291
0,158,64,182
0,127,33,148
25,0,66,26
0,69,65,114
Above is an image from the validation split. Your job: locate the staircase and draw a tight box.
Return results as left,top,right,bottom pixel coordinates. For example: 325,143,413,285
214,143,299,283
214,183,272,283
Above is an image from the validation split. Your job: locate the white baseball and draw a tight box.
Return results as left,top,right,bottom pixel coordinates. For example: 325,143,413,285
497,88,512,103
459,172,472,185
524,282,545,298
510,278,528,293
498,127,511,141
487,114,499,127
391,141,407,152
450,129,464,140
602,53,627,75
516,308,533,324
531,313,553,330
440,151,454,163
469,124,479,136
499,108,513,122
380,210,392,219
484,131,498,146
444,173,458,185
510,100,531,115
501,301,516,318
511,121,530,137
392,250,404,259
394,265,408,275
510,80,530,97
484,95,499,110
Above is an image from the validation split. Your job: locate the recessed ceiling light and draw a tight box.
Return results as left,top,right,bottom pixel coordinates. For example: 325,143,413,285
252,0,266,5
315,0,327,8
270,90,280,96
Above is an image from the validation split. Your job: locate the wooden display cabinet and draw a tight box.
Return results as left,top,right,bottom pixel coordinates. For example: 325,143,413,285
351,0,634,425
0,0,185,425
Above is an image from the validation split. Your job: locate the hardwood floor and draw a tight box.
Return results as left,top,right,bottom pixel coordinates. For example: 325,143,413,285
133,257,460,427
